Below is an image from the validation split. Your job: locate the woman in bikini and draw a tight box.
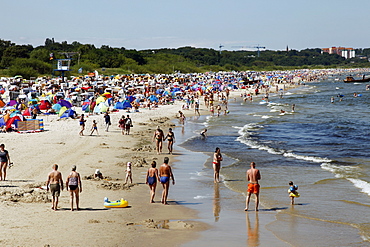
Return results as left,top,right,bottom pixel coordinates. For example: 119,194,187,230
146,161,160,203
152,126,164,155
213,147,223,183
79,114,86,136
118,115,126,135
66,165,82,211
164,128,175,154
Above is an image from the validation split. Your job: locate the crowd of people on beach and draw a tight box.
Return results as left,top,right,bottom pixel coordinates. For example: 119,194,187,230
1,68,368,212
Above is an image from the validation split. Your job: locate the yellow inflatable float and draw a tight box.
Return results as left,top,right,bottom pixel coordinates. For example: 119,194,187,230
104,197,129,208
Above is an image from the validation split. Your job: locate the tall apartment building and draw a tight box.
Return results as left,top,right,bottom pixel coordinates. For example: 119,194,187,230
321,47,355,59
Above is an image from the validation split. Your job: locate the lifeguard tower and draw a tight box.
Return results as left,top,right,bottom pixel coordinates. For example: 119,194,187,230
54,59,71,83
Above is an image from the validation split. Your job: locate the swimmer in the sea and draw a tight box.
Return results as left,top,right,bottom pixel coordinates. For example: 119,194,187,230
200,129,207,139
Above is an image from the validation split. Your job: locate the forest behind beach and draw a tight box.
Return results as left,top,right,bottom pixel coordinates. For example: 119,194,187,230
1,38,370,79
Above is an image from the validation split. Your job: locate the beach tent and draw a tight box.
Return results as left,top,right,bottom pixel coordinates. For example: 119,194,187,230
22,108,32,117
39,100,52,110
60,108,76,119
6,116,22,130
94,102,108,113
126,96,136,103
122,101,132,109
114,101,124,110
52,103,62,113
58,106,68,117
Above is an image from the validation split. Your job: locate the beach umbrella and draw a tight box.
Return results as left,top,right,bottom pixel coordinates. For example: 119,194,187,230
102,92,112,98
96,96,106,104
7,100,18,106
58,99,72,108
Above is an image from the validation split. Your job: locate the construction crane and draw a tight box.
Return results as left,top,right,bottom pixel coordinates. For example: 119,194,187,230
231,44,266,57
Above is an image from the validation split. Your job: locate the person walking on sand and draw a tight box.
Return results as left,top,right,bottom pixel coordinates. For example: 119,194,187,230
0,144,11,181
146,161,160,203
164,128,175,154
79,114,86,136
159,157,175,205
125,115,132,135
46,164,64,211
66,165,82,211
213,147,223,183
245,162,261,211
90,120,99,136
153,126,164,155
118,115,126,135
104,112,111,132
124,162,133,184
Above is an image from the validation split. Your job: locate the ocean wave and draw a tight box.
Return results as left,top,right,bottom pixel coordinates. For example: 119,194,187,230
194,195,213,199
347,178,370,196
235,123,332,163
321,163,360,178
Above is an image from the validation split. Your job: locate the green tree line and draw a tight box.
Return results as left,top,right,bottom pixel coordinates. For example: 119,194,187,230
0,38,369,79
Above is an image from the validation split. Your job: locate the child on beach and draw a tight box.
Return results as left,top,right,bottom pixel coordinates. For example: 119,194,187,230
90,120,99,136
124,162,132,184
288,181,300,205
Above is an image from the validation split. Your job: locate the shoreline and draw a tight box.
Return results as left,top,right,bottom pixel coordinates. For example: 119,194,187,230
0,80,305,246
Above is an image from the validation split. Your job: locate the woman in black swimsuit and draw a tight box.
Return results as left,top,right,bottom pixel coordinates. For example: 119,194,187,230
0,144,10,181
164,128,175,155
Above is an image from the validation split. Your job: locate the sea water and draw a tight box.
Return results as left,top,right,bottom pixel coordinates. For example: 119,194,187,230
173,77,370,246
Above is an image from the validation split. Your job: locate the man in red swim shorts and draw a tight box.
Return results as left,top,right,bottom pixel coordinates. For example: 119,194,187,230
245,162,261,211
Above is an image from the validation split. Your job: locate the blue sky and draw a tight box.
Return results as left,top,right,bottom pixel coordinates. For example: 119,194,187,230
2,0,370,51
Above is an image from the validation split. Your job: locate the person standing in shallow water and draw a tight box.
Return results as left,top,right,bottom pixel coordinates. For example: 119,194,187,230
245,162,261,211
153,126,164,155
159,157,175,205
164,128,175,154
213,147,223,183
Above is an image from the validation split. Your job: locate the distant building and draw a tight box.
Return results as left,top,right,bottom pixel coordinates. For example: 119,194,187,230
321,47,355,59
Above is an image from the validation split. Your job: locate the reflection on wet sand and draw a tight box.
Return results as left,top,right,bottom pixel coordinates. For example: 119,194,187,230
213,183,221,222
246,213,259,247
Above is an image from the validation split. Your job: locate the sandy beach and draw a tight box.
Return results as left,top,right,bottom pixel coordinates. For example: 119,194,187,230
2,74,362,247
0,101,210,247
